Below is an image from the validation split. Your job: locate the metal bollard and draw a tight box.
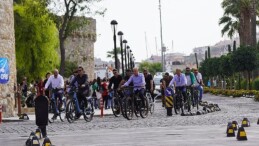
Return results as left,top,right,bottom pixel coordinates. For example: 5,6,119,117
100,96,104,117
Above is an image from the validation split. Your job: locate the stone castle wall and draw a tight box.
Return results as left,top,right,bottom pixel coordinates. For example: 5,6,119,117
0,0,17,117
65,17,96,80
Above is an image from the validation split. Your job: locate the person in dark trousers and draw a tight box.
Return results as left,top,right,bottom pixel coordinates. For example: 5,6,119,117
143,69,154,101
35,79,48,138
70,66,89,117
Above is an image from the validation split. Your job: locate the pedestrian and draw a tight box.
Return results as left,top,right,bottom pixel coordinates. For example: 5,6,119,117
43,72,51,99
91,79,99,109
101,78,109,109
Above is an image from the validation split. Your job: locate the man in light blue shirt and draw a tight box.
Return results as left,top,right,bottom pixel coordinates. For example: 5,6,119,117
122,68,146,99
169,69,187,102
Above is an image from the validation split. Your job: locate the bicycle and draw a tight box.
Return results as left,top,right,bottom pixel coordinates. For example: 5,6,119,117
173,87,185,115
186,87,193,112
48,89,66,123
66,87,94,123
193,87,199,110
111,89,127,118
145,90,154,115
124,86,149,120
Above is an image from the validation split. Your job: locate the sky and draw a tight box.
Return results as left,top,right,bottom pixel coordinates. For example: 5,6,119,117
93,0,227,62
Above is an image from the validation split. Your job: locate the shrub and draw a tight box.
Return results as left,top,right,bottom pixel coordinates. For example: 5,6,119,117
252,78,259,90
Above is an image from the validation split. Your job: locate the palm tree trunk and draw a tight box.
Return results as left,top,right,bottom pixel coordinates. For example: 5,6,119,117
251,0,257,48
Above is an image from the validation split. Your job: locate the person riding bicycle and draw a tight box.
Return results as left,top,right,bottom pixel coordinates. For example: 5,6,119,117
143,69,154,101
119,69,133,87
108,69,123,93
169,69,187,103
122,68,146,102
44,69,64,119
70,66,89,118
193,68,204,102
185,67,195,103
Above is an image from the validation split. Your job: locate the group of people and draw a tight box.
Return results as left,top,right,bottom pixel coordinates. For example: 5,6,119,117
160,67,204,107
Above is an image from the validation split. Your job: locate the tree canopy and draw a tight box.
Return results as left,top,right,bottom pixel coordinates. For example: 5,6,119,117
14,0,59,82
138,62,162,75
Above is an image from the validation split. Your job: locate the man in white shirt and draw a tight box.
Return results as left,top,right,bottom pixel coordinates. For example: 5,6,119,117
193,68,204,102
44,69,64,117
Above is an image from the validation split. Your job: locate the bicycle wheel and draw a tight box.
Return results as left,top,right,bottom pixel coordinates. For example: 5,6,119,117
66,100,76,123
180,94,185,116
134,99,140,118
48,100,56,123
120,97,127,118
83,100,94,122
194,90,199,110
150,102,155,114
173,95,180,114
140,98,149,118
125,97,133,120
112,97,121,117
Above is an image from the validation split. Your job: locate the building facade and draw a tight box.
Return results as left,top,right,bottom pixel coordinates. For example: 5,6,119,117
65,17,96,80
0,0,17,117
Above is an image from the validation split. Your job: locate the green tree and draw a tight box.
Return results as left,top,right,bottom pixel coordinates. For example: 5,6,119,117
139,62,162,75
106,48,121,59
14,0,59,82
49,0,106,75
219,0,259,46
63,61,78,78
231,46,258,90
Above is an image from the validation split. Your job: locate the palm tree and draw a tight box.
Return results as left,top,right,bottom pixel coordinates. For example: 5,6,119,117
106,48,121,58
219,0,259,46
107,48,121,70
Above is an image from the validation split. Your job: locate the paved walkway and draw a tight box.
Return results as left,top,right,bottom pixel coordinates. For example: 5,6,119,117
3,108,113,121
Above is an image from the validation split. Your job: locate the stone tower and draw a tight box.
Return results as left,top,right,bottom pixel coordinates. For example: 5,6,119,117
0,0,17,117
65,17,96,80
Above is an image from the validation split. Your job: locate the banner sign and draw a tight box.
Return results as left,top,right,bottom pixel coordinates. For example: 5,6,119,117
0,58,10,84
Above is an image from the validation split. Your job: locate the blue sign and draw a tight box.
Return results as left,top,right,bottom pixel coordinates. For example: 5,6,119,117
0,58,10,84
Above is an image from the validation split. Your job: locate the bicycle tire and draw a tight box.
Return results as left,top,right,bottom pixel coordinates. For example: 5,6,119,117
125,97,133,120
66,100,75,123
150,102,155,115
121,97,127,118
83,100,94,122
194,90,199,110
112,97,121,117
173,95,180,114
140,97,149,118
180,94,185,116
134,100,140,118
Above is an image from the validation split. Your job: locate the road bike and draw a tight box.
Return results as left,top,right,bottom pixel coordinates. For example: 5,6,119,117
124,86,149,120
66,87,94,123
173,87,185,115
111,89,127,118
145,90,154,115
48,89,66,123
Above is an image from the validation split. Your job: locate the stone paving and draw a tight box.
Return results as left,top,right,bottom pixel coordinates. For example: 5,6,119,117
1,94,259,145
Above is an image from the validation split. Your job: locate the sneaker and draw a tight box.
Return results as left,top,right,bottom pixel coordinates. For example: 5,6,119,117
51,114,57,120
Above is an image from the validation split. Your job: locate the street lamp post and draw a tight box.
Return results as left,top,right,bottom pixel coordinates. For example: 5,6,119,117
123,40,128,70
118,31,124,76
127,46,130,70
111,20,118,69
159,0,164,71
130,50,133,70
